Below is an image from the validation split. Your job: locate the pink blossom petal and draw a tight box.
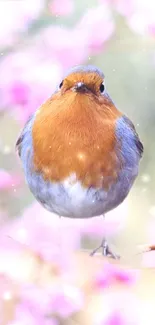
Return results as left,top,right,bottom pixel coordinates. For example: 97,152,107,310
10,82,31,106
0,51,62,123
128,11,155,36
0,169,21,190
94,262,138,289
9,303,57,325
94,292,140,325
0,199,128,269
49,284,84,317
38,26,89,70
77,4,115,54
112,0,135,17
0,0,45,47
49,0,74,16
0,273,14,300
94,269,112,289
111,266,138,285
105,312,125,325
19,283,83,319
112,0,155,36
20,285,52,315
0,202,81,273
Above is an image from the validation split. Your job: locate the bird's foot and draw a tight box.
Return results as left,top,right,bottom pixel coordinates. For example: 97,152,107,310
90,239,120,259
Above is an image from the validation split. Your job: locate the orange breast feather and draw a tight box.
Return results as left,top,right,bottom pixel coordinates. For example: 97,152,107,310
32,91,122,189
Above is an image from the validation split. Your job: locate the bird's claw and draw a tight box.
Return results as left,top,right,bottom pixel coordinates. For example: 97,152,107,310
90,239,120,259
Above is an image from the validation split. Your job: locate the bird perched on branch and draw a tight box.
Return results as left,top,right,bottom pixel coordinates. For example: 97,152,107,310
16,65,143,257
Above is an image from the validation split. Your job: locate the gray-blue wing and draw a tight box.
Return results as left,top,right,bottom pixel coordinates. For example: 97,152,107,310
122,115,144,158
15,115,34,157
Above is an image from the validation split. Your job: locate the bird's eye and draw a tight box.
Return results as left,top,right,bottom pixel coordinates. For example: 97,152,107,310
59,81,63,89
100,82,105,93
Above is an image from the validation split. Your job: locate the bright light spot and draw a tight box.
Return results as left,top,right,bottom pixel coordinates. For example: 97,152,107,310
141,174,150,183
149,206,155,217
141,187,147,193
43,166,50,174
35,109,41,116
137,123,139,127
3,145,11,154
77,152,85,161
3,291,12,301
97,145,100,149
69,142,71,145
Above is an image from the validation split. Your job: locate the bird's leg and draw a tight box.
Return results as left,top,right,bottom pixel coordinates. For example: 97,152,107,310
90,238,119,259
101,239,120,259
89,241,103,256
90,215,120,259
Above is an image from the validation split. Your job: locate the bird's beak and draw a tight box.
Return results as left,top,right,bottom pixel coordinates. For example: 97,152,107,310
73,82,88,93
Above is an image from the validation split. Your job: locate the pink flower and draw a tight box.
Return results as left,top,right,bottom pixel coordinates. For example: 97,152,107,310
19,285,53,315
0,169,21,191
0,4,115,124
38,26,89,71
0,202,81,269
0,50,62,123
10,82,30,106
112,0,155,36
9,303,57,325
0,273,14,300
8,307,39,325
111,0,135,17
49,0,74,16
48,284,84,318
106,312,125,325
77,4,115,54
0,200,128,276
100,0,155,36
111,266,138,284
93,292,140,325
94,261,137,289
0,0,45,48
19,283,83,319
127,2,155,36
0,200,128,269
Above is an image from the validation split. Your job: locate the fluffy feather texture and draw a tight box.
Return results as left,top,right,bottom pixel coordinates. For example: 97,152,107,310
16,65,143,218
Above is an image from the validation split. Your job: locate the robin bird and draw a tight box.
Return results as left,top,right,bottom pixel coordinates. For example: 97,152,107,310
16,65,143,258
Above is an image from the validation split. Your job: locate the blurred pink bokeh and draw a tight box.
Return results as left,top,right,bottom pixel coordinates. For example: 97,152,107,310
0,0,44,47
0,0,155,323
49,0,74,16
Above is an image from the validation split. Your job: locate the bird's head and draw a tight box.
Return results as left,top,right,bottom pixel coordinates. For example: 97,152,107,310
35,65,120,121
58,65,106,98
